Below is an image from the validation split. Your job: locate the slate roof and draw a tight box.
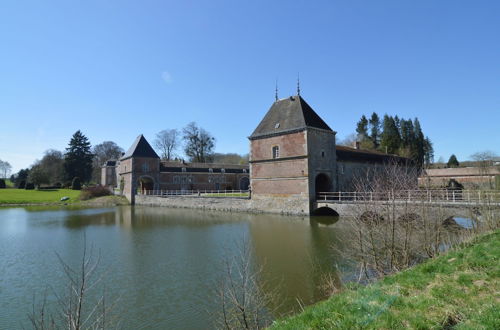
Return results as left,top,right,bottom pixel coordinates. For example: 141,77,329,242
249,95,333,139
336,145,411,165
121,134,160,160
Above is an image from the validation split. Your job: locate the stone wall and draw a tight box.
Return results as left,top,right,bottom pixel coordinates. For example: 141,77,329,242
307,128,337,193
135,194,311,216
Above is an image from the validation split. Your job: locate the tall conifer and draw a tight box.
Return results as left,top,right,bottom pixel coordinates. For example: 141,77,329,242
64,130,93,183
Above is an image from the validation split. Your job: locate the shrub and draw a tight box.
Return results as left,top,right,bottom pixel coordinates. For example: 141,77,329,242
25,183,35,190
80,185,112,200
71,177,82,190
0,179,5,189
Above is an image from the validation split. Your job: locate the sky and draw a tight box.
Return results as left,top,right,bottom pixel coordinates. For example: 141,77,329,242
1,0,499,173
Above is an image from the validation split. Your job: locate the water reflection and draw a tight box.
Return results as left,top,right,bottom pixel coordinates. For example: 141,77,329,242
0,206,355,329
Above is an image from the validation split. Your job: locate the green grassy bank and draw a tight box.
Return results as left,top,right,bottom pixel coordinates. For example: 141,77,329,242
272,230,500,329
0,188,82,204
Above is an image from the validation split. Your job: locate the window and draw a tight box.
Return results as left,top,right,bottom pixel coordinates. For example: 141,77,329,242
209,168,213,173
182,167,186,173
221,168,225,173
272,146,280,159
243,169,247,173
340,164,345,175
321,150,325,158
142,163,149,172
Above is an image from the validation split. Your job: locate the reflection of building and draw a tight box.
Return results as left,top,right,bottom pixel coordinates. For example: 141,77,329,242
102,135,250,203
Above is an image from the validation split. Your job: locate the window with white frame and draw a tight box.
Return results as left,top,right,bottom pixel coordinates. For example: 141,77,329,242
272,146,280,159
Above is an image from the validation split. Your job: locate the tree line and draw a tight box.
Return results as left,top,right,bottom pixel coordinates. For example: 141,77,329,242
10,130,123,189
348,112,434,167
153,121,248,164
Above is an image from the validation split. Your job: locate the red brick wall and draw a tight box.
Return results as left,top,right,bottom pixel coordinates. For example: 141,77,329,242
251,131,306,160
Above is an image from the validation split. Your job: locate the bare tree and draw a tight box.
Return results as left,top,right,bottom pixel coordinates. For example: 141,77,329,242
154,129,179,160
92,141,124,183
183,122,215,163
215,239,275,329
0,159,12,179
470,150,498,189
28,236,118,329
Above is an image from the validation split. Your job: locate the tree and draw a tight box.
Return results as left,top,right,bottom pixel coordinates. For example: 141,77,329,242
380,115,401,154
212,153,249,165
447,154,459,168
182,122,215,163
38,149,65,185
0,160,12,179
64,131,94,183
369,112,381,148
470,151,498,189
28,164,49,189
356,115,369,138
423,137,434,166
92,141,124,182
12,168,30,188
154,129,179,160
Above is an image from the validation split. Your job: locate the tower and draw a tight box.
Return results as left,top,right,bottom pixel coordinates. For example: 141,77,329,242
248,94,336,214
118,134,160,204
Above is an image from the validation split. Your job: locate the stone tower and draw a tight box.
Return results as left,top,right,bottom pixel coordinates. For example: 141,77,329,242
249,95,336,214
118,134,160,204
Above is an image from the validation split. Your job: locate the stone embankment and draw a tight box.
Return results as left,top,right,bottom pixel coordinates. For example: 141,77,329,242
135,195,311,216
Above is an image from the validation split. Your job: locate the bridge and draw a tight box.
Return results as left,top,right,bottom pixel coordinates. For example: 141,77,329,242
313,189,500,218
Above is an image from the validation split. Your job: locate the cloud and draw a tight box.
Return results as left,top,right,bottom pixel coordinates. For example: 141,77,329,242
161,71,173,84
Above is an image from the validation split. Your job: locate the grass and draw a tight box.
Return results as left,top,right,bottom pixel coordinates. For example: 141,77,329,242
272,230,500,329
0,188,82,204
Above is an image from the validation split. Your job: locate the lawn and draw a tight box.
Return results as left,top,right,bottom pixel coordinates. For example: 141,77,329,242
0,188,81,204
272,230,500,329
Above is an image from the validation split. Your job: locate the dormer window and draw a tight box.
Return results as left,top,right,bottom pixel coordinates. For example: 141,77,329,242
209,168,213,173
221,168,225,173
182,167,186,173
274,123,280,129
272,146,280,159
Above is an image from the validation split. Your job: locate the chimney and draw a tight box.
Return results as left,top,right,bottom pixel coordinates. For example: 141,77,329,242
354,141,361,150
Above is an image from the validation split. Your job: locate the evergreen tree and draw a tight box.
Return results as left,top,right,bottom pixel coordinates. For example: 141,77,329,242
64,130,93,183
447,154,460,168
413,118,425,166
368,112,381,148
380,115,401,154
356,115,369,138
424,137,434,166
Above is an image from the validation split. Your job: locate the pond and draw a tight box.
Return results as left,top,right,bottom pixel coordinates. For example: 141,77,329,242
0,206,355,329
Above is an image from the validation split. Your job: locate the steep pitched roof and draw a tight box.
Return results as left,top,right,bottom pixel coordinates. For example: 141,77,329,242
121,134,159,160
249,95,333,139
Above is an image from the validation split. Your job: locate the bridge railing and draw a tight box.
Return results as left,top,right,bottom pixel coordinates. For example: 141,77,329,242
139,189,250,198
317,190,500,204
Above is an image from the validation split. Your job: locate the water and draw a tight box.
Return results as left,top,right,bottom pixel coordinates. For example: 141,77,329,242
0,206,353,329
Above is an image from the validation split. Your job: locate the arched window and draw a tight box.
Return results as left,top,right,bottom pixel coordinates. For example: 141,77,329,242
272,146,280,159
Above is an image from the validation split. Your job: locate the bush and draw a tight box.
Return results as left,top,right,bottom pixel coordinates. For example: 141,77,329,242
80,185,112,200
0,179,5,189
71,177,82,190
17,180,26,189
25,183,35,190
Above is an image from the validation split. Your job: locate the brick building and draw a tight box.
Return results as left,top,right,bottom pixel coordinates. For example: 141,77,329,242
248,94,412,213
103,135,249,203
103,93,411,212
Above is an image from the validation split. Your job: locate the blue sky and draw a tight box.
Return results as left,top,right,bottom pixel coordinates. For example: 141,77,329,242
1,0,499,173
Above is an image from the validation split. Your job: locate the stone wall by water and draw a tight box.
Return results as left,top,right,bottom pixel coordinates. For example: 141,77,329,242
135,195,311,216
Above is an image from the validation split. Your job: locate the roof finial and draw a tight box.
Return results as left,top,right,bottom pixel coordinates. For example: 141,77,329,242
297,73,301,96
275,79,279,101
